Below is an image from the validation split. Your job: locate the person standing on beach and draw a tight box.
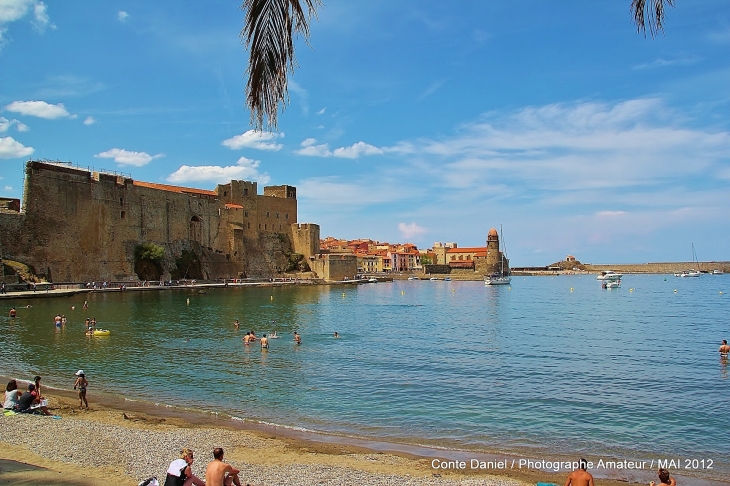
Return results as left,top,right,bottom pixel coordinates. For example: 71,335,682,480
720,340,730,356
164,448,205,486
564,459,594,486
205,448,243,486
73,370,88,409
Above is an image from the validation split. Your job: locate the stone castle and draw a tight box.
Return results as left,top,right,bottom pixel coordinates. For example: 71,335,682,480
0,161,322,282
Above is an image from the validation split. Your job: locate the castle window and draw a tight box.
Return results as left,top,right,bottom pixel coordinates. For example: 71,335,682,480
276,213,279,218
244,211,248,217
224,191,227,196
247,223,250,229
285,213,288,219
266,211,270,217
244,188,248,196
121,211,125,219
120,198,124,206
265,224,267,230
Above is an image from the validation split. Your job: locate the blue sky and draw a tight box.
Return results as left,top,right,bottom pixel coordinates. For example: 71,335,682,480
1,1,729,266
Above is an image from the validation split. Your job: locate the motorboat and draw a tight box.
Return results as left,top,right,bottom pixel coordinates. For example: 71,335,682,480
407,276,420,280
444,277,452,281
367,278,378,283
602,280,620,289
596,271,622,281
681,270,700,278
712,269,724,275
429,277,440,281
484,275,511,286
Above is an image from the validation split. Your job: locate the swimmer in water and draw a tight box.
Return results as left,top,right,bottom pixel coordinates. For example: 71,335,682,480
260,334,269,349
334,332,339,338
293,332,301,344
720,339,730,357
234,319,240,329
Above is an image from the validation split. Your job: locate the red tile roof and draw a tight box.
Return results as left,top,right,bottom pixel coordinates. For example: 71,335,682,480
225,203,243,209
134,181,217,196
446,247,486,253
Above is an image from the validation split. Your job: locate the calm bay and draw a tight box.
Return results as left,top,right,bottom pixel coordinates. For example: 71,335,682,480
2,274,728,480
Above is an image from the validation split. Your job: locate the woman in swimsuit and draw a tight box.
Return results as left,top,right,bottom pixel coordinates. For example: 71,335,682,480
73,370,88,409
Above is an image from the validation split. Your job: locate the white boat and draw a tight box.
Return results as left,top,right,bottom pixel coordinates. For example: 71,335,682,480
444,277,452,281
367,278,378,283
407,276,420,281
602,280,621,289
429,277,440,281
596,271,622,281
712,269,724,275
484,225,511,286
681,270,700,278
484,275,511,286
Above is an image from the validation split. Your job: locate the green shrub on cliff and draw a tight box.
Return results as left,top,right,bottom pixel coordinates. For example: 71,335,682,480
134,243,165,262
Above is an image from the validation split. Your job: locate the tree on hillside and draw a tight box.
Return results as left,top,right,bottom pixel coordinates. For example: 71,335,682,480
240,0,674,130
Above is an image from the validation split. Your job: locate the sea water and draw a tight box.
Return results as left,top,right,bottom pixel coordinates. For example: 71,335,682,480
1,275,728,478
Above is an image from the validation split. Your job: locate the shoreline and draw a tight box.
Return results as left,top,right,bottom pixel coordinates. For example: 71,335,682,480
1,385,724,486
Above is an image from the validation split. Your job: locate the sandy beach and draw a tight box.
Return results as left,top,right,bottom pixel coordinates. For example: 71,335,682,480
0,392,651,486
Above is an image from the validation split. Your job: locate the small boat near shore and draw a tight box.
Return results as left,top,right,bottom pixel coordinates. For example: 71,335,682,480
596,271,622,281
407,276,420,281
712,269,724,275
602,280,620,289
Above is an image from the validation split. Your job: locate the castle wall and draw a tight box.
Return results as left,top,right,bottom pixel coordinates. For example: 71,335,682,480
310,253,357,282
0,161,303,282
291,223,320,258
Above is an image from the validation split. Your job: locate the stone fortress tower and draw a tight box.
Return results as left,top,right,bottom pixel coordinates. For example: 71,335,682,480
475,227,510,275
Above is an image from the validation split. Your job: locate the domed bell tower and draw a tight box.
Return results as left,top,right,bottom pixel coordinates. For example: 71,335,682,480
486,228,500,268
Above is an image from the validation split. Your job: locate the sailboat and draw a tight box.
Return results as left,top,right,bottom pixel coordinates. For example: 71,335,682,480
484,226,511,286
681,243,701,277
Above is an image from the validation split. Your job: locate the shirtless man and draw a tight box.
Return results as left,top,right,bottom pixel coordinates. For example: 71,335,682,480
243,332,251,345
234,319,240,329
565,459,594,486
205,448,243,486
260,334,269,349
294,332,301,344
720,340,730,356
8,307,16,318
650,468,676,486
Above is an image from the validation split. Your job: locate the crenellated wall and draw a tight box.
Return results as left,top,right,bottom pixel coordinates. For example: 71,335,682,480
0,161,305,282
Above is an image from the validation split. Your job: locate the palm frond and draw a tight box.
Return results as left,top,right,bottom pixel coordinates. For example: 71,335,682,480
631,0,675,38
241,0,321,130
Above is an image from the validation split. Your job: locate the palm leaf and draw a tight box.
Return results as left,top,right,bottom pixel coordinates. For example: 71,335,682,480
241,0,321,130
631,0,675,37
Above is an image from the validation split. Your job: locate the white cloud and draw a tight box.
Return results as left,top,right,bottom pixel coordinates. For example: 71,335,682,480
166,156,270,185
633,56,701,70
0,117,10,132
222,130,283,151
295,138,332,157
316,107,326,115
4,186,11,191
16,121,28,131
5,100,71,119
118,11,129,22
596,210,627,217
333,141,384,159
398,222,427,239
94,148,164,167
0,136,33,158
0,0,54,47
83,116,96,125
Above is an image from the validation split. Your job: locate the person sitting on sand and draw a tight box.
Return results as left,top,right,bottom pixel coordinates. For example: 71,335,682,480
73,370,88,409
17,384,49,415
650,468,676,486
260,334,268,349
4,380,22,410
720,340,730,357
32,376,44,400
205,448,243,486
164,448,205,486
564,458,594,486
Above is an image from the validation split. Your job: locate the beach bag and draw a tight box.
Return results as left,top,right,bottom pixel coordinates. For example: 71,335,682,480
138,478,159,486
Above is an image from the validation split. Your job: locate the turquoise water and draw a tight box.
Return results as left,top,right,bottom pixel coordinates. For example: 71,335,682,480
2,275,729,476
